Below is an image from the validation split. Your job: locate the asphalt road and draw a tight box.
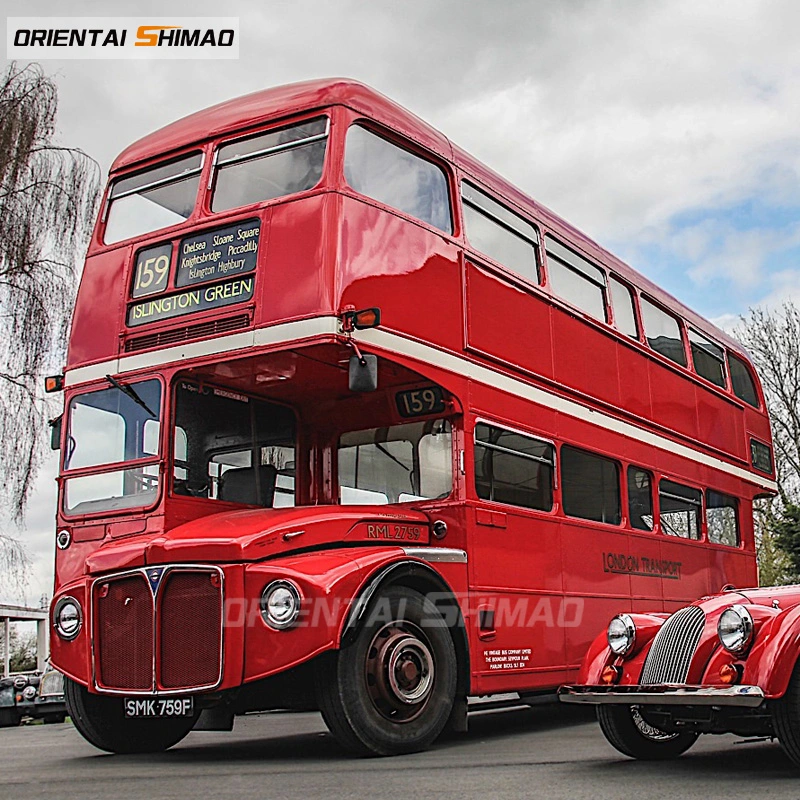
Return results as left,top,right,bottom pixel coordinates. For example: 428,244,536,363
2,705,798,799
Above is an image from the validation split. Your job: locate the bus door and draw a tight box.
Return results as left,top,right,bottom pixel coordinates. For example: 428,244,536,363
469,421,567,692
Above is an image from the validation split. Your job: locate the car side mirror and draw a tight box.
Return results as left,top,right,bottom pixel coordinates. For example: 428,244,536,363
349,354,378,393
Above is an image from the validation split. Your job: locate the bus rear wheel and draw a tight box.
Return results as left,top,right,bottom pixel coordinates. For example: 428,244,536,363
65,679,198,754
317,586,457,756
597,705,698,760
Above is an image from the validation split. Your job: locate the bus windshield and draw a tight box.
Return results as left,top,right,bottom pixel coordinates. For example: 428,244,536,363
338,419,452,504
63,379,162,515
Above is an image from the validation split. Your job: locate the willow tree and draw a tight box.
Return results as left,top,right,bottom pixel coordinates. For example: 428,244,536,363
0,62,100,591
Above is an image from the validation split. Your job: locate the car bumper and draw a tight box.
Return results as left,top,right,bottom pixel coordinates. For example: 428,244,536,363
558,684,766,707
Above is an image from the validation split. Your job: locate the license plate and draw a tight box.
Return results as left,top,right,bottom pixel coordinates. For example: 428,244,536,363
124,697,194,717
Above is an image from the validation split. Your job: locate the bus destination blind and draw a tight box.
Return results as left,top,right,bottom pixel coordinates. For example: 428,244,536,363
127,276,254,327
176,218,261,288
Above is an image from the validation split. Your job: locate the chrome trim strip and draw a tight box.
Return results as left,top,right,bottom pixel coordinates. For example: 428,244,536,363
90,564,225,696
558,684,765,707
402,547,467,564
63,317,779,493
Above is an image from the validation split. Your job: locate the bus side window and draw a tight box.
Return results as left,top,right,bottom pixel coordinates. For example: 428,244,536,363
689,328,726,388
609,276,639,339
344,124,452,233
627,466,653,531
728,352,759,407
474,423,554,511
561,445,621,525
545,237,608,323
461,181,539,285
659,479,702,539
641,297,687,367
706,490,740,546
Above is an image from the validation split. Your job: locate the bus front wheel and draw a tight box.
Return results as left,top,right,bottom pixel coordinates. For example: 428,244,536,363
65,678,198,754
317,586,457,756
597,704,698,760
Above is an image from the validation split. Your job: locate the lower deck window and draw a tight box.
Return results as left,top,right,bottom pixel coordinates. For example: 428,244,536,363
561,446,620,525
659,479,701,539
172,382,295,507
338,419,452,504
706,490,740,546
474,423,554,511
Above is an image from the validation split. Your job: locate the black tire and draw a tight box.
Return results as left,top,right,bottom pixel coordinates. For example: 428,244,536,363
772,660,800,767
65,679,197,754
597,705,698,760
317,586,457,756
0,709,21,728
43,713,67,724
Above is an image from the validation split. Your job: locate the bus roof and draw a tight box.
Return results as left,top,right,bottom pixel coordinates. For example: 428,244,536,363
112,77,747,357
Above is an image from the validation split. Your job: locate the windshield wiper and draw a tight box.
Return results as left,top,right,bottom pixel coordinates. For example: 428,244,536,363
105,374,157,418
374,442,411,472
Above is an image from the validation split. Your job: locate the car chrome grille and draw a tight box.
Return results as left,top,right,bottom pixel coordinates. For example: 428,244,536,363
94,566,223,693
640,605,705,685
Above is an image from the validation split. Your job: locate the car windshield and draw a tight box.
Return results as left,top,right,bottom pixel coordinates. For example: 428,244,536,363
338,419,452,504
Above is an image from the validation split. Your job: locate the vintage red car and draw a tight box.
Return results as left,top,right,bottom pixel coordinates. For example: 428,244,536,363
559,585,800,767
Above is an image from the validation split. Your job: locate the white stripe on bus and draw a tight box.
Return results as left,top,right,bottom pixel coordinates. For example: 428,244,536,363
63,315,778,493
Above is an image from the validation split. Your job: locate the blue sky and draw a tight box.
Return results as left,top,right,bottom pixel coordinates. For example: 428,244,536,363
3,0,800,602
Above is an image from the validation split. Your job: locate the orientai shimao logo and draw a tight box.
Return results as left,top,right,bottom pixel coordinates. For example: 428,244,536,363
6,17,239,59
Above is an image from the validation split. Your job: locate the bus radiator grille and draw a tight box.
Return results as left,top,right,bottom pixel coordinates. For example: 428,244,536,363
640,605,705,685
95,574,154,691
158,570,223,690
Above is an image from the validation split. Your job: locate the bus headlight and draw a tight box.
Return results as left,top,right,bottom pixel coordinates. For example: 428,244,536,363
53,597,82,641
607,614,636,656
718,605,754,655
260,581,302,630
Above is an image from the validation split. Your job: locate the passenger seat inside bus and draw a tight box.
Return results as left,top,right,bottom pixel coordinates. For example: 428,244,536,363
218,465,277,506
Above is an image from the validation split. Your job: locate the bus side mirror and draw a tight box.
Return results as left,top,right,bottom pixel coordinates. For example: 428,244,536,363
49,415,62,451
349,354,378,393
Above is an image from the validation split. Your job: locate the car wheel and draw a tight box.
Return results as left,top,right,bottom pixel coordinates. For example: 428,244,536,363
65,679,198,754
43,713,67,724
317,586,457,756
597,705,698,760
772,660,800,767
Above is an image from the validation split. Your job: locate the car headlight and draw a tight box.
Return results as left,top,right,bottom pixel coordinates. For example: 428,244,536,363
260,580,302,630
22,685,36,701
53,596,82,641
13,675,28,689
607,614,636,656
718,604,754,655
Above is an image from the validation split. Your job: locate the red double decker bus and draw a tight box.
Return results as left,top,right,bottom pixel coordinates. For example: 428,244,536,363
48,79,776,756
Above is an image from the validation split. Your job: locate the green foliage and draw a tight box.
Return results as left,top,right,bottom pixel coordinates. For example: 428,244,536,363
772,503,800,582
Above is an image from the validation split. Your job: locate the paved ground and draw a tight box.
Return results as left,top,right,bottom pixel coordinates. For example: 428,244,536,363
2,705,798,799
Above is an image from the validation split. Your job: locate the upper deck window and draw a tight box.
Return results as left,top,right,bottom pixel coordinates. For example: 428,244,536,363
461,182,539,284
344,125,452,233
211,117,328,213
609,276,639,339
728,352,759,407
689,328,726,388
545,237,608,322
640,296,687,367
104,153,203,245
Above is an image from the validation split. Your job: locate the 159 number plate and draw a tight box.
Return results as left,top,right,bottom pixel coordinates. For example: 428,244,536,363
124,697,194,717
